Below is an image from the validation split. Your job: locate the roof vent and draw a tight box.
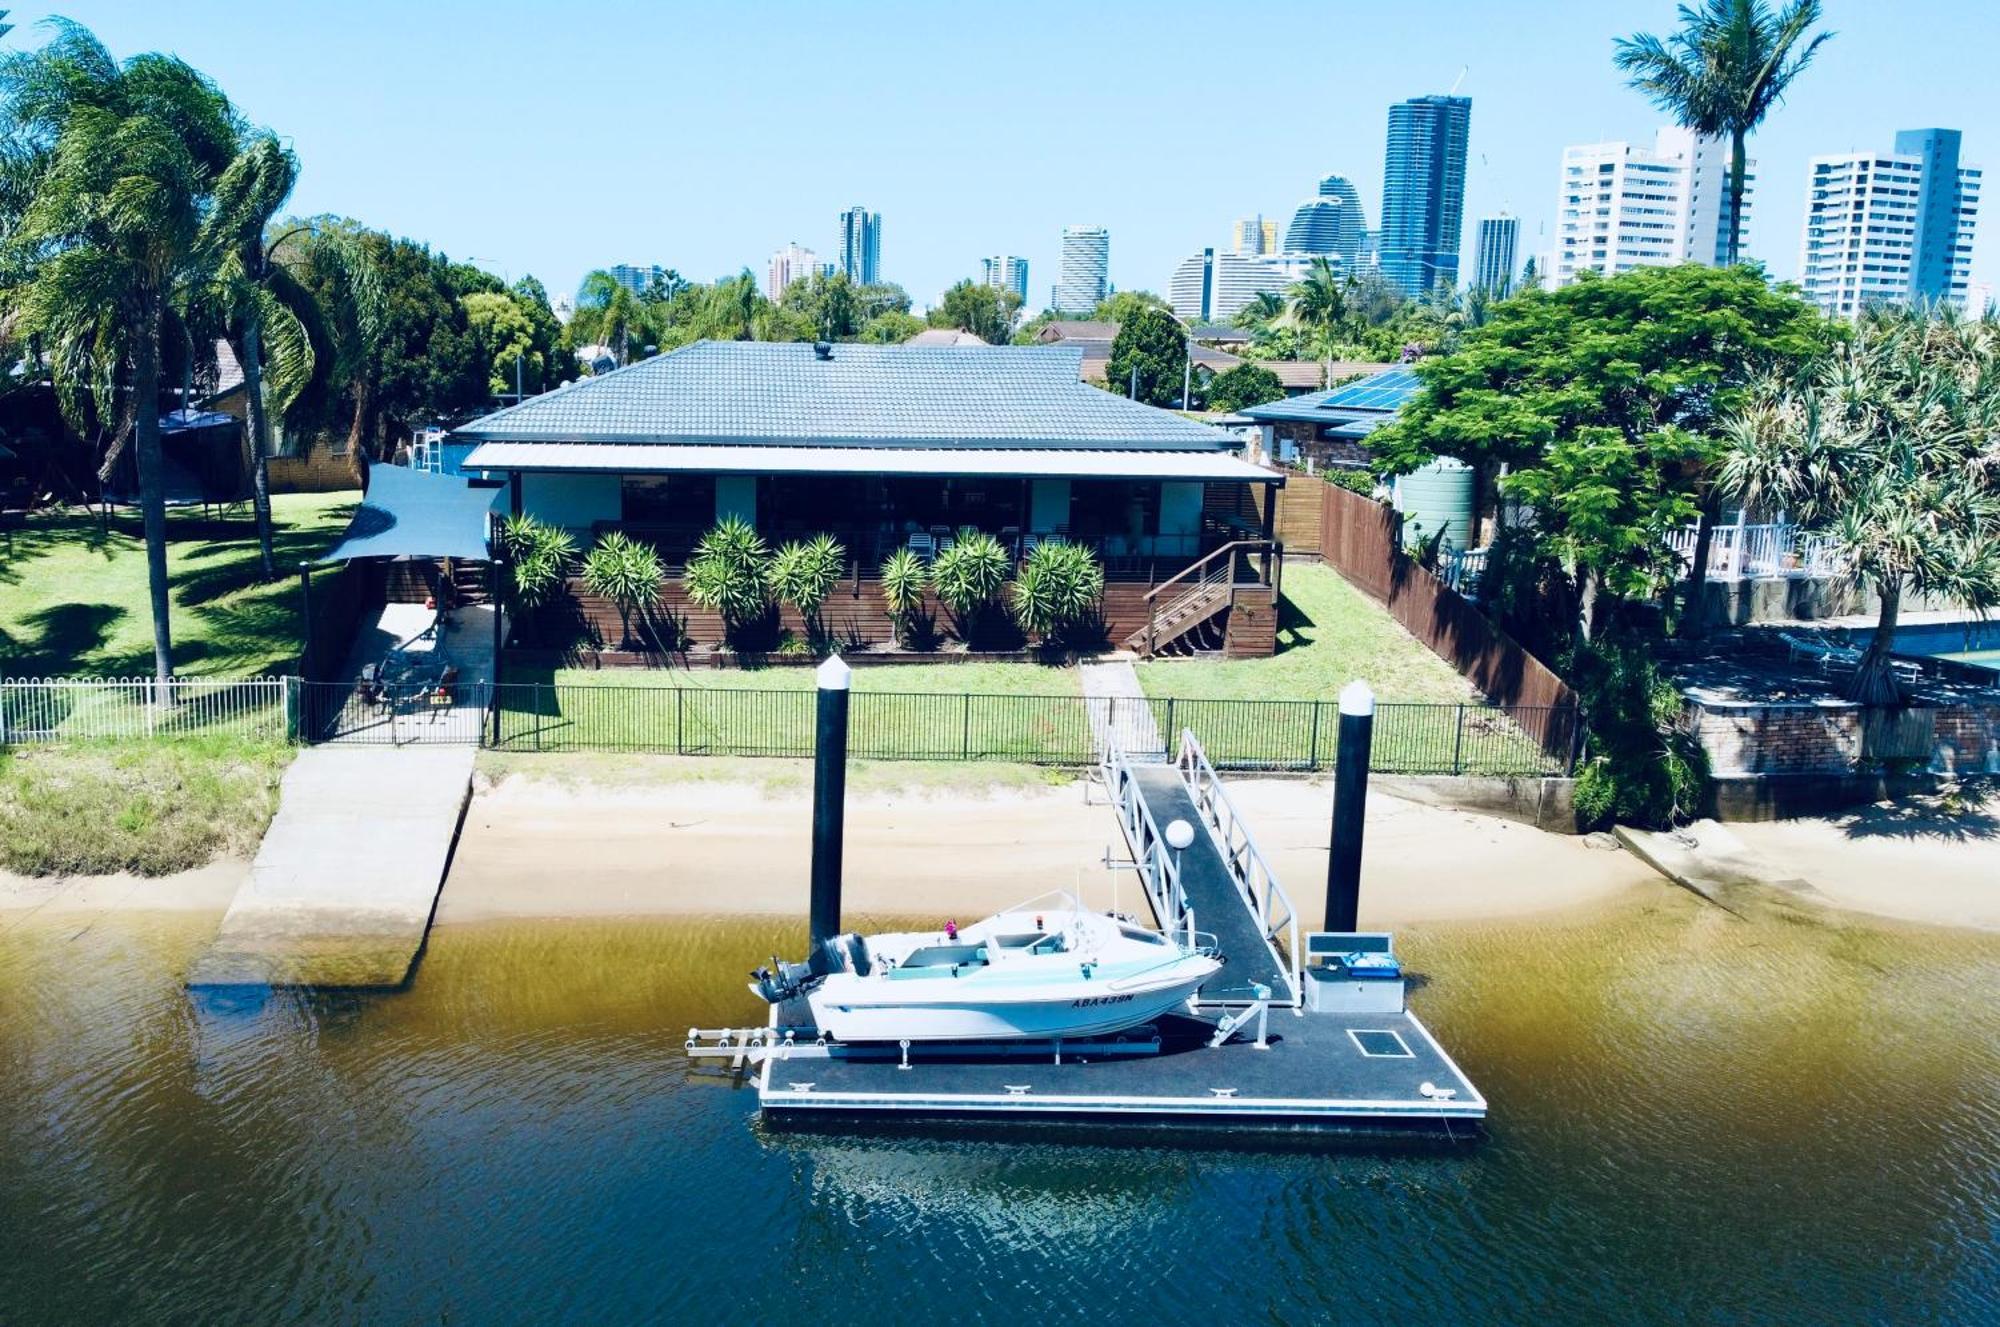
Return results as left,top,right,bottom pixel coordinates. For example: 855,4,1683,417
813,340,833,361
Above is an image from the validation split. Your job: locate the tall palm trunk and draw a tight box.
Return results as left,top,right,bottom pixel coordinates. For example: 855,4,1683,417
240,313,276,580
1680,497,1719,637
132,298,175,701
1726,130,1747,265
1849,576,1903,706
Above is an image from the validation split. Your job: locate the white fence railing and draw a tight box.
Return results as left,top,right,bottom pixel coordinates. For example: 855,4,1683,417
0,677,290,745
1666,521,1846,581
1439,545,1488,595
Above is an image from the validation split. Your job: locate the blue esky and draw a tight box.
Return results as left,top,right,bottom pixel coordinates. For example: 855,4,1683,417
30,1,2000,310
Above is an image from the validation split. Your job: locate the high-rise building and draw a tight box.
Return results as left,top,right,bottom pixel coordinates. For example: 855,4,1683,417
1054,225,1110,314
766,242,821,300
604,264,669,299
1315,175,1368,263
980,255,1030,305
1283,198,1355,257
1379,94,1471,296
1167,248,1293,323
1472,215,1520,295
1798,130,1982,319
837,206,881,284
1968,279,1997,318
1550,127,1751,288
1232,214,1278,256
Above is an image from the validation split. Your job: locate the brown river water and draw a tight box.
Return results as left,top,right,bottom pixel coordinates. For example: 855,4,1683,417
0,891,1994,1325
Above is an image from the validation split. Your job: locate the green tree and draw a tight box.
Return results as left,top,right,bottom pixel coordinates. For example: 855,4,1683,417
683,515,773,644
1718,308,2000,703
461,291,537,396
1090,290,1170,323
928,280,1020,343
1202,363,1284,413
0,21,240,693
877,546,931,645
1010,539,1105,648
572,268,649,364
1286,257,1349,378
506,276,568,393
1372,264,1834,641
858,310,925,343
768,533,847,645
1105,306,1188,408
930,529,1011,641
1616,0,1832,266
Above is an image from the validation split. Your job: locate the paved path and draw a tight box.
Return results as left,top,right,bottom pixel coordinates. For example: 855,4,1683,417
313,602,501,746
1080,659,1165,760
188,746,475,987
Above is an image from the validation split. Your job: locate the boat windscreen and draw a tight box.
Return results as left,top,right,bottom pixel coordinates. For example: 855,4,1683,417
900,943,987,969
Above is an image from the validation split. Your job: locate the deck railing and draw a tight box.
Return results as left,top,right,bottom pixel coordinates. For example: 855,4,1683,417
1666,521,1847,580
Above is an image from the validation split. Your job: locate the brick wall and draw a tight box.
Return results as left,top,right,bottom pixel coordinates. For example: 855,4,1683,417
1690,697,2000,775
268,443,359,494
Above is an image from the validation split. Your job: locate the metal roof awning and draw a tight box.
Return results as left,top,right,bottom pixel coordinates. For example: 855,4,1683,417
320,463,503,563
460,442,1283,485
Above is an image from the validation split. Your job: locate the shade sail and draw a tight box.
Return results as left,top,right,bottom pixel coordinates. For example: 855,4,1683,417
460,441,1282,485
321,463,502,563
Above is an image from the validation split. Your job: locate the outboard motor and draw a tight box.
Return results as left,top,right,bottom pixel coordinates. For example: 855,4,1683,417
748,957,816,1004
810,932,871,978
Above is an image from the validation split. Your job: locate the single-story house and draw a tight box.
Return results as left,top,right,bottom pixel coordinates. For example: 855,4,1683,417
1030,321,1334,398
1239,367,1423,470
453,339,1287,654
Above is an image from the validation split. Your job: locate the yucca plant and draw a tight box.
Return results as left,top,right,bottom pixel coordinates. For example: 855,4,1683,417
768,533,847,644
930,529,1011,640
497,513,579,612
683,515,773,642
582,531,665,649
878,546,931,646
1010,538,1106,646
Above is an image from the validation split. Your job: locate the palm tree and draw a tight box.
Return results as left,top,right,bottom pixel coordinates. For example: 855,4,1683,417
1287,257,1349,382
1615,0,1833,266
1234,290,1284,328
203,130,316,580
1718,308,2000,704
573,269,644,364
0,22,239,697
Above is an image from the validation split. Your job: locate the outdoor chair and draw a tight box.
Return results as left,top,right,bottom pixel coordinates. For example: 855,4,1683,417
906,533,936,562
357,661,388,711
1779,631,1922,684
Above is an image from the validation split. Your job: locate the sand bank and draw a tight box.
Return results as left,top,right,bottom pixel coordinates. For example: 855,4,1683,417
435,759,1663,928
0,857,244,917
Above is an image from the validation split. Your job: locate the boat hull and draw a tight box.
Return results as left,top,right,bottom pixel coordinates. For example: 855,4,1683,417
808,962,1216,1043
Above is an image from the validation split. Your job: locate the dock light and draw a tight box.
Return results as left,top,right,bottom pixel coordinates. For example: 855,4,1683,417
1165,819,1195,852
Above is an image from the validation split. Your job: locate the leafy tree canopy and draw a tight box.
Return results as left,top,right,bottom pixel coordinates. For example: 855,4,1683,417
928,280,1020,343
1202,363,1284,414
1105,306,1188,408
1372,263,1836,603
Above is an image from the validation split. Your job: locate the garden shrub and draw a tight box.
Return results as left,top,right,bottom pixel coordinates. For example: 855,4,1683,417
1010,538,1106,650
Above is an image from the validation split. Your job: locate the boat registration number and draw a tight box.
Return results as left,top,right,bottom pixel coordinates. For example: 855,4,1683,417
1070,994,1134,1008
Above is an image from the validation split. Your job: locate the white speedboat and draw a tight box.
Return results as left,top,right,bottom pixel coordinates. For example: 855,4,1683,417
750,894,1221,1044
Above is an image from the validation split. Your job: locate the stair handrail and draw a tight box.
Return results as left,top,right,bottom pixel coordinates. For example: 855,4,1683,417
1141,539,1273,605
1138,540,1275,657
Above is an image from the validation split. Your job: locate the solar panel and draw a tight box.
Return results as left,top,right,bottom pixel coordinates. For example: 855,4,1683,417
1319,369,1423,412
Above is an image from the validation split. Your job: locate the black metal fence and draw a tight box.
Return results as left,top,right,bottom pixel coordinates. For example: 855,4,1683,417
288,679,1576,776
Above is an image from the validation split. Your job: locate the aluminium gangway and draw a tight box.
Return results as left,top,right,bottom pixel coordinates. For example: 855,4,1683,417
1099,730,1302,1008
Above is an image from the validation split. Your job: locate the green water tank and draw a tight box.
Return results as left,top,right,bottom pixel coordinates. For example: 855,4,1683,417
1394,458,1475,550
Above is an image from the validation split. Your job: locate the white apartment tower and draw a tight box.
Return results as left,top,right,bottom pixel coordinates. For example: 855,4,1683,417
1551,127,1750,287
765,242,821,300
980,255,1030,305
1797,129,1982,319
1167,248,1291,323
1054,225,1110,314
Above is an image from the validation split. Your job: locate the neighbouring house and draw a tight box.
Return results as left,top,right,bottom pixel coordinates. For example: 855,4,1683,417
904,328,989,347
453,339,1287,657
1030,320,1333,398
1239,368,1423,471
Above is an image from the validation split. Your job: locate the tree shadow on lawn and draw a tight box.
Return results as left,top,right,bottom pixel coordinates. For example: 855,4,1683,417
171,525,351,608
4,602,127,677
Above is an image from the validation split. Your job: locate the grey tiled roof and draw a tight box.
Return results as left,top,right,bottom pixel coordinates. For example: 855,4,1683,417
454,340,1237,452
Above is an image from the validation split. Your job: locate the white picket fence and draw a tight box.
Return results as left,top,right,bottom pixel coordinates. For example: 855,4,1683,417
1666,521,1846,580
0,677,290,745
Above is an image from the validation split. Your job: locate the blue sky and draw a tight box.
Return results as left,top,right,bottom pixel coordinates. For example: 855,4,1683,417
32,1,2000,310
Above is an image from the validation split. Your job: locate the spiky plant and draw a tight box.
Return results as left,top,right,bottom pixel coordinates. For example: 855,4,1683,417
768,533,847,641
683,515,773,639
582,531,664,649
929,529,1011,633
496,513,577,612
878,546,930,644
1010,539,1106,645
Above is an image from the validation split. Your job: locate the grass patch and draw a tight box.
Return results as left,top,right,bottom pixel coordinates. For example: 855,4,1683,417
1136,563,1474,705
0,492,356,678
0,736,291,876
494,661,1089,762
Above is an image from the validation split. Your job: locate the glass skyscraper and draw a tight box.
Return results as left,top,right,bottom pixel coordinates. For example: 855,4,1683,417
838,206,881,285
1379,95,1471,297
1472,215,1519,295
1054,225,1110,314
1315,174,1367,263
980,255,1030,305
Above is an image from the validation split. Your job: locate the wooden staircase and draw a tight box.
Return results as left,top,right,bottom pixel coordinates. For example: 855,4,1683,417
1127,540,1278,658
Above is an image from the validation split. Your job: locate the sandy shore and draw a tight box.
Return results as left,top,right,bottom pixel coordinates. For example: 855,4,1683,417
0,858,245,917
1724,789,2000,932
435,760,1663,928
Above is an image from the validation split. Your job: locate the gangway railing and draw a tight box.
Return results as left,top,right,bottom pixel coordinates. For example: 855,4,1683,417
1099,739,1196,949
1175,730,1303,1005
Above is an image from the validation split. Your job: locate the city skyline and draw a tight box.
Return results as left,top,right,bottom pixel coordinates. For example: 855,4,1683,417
46,0,2000,310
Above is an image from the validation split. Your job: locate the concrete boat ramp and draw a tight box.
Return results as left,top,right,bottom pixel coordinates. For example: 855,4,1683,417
188,747,474,988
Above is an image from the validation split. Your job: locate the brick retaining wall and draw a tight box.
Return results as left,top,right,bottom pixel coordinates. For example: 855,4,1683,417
1690,696,2000,776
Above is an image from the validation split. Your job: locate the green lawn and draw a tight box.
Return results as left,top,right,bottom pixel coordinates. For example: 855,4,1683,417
495,660,1087,761
0,492,356,679
1136,562,1475,705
